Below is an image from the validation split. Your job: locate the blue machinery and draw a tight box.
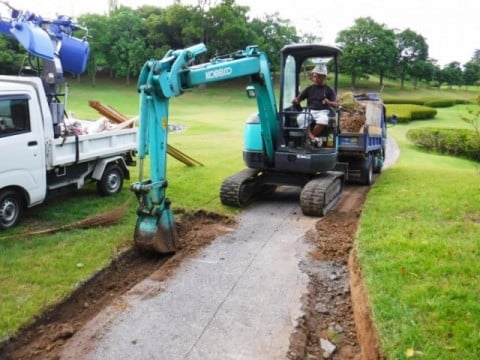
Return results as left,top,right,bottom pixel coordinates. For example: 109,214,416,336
0,1,89,74
131,43,345,253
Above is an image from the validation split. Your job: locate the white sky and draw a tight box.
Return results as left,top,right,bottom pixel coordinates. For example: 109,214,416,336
2,0,479,67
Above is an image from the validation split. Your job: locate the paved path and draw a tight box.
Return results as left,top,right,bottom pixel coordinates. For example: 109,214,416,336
384,135,400,169
63,189,317,360
62,136,399,360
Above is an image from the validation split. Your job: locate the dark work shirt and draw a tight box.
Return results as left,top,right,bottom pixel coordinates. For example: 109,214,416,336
298,85,336,110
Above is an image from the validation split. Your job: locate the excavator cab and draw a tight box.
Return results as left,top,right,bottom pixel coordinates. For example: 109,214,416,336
232,44,344,216
241,44,342,170
278,44,341,152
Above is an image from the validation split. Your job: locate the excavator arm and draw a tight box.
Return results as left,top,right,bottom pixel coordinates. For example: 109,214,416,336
132,43,279,253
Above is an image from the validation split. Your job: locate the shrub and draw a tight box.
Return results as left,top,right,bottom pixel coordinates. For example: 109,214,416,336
406,127,480,161
410,106,437,120
455,99,473,105
423,98,456,108
460,95,480,158
383,97,470,107
385,104,437,123
385,104,410,122
383,97,424,105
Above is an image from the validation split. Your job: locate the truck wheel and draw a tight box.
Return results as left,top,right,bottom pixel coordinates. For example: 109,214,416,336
360,154,374,186
0,190,24,230
97,164,124,196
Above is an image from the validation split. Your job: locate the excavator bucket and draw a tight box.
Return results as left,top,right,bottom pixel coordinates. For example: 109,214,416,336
134,209,178,254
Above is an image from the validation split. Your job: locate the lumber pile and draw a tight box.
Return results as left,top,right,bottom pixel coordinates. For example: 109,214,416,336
88,100,133,126
88,100,203,167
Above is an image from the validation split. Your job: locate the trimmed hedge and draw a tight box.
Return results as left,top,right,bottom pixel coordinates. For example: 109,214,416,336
383,97,473,107
383,97,425,105
423,99,456,107
406,127,480,161
454,99,473,105
385,104,437,123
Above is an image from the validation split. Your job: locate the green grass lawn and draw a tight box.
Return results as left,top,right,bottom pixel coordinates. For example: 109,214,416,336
0,78,479,360
357,107,480,359
0,80,255,339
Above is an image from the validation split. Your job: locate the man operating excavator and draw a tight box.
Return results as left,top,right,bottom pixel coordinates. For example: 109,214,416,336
292,64,339,147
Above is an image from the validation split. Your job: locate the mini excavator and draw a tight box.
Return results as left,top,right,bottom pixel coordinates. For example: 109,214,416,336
131,42,352,254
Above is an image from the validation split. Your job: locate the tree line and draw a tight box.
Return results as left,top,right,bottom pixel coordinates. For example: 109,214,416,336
1,0,479,89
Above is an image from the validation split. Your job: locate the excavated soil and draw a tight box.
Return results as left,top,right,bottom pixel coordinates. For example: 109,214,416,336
0,187,383,360
288,186,384,360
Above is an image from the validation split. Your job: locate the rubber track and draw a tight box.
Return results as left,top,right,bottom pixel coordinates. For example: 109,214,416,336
220,168,260,207
300,172,344,216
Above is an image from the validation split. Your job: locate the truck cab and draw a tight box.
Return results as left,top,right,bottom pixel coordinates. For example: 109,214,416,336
0,76,137,230
0,81,47,213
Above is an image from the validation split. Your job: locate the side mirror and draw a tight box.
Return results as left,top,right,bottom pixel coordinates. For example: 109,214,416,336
245,85,256,98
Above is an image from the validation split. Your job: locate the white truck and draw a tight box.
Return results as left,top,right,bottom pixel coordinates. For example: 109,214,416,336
0,75,137,230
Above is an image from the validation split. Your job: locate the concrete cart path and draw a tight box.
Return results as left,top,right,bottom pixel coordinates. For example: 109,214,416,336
62,190,317,360
63,136,399,360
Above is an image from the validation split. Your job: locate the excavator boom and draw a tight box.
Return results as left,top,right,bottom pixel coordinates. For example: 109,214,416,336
132,43,280,253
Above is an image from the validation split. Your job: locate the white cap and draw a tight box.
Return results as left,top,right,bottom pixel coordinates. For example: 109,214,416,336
312,64,328,76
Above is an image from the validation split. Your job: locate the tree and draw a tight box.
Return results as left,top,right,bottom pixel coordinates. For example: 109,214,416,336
463,61,480,88
0,35,24,75
107,7,151,84
78,13,111,85
431,62,444,89
135,5,163,19
336,17,397,88
395,29,428,88
249,13,299,73
408,60,432,89
417,60,441,89
441,62,463,88
471,49,480,63
203,0,256,57
109,0,119,15
143,3,205,58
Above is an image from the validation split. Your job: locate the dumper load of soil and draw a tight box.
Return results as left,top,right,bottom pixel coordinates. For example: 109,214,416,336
339,92,366,133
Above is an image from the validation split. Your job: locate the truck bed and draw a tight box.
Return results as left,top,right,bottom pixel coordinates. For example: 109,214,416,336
338,96,386,155
49,128,137,167
337,126,385,154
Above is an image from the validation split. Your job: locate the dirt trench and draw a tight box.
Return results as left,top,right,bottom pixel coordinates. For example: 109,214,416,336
0,187,383,360
288,186,384,360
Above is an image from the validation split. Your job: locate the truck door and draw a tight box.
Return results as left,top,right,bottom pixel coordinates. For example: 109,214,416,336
0,95,46,205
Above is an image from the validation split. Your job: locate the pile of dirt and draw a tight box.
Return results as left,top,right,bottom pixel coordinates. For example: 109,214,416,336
288,186,384,360
340,112,366,133
339,92,366,133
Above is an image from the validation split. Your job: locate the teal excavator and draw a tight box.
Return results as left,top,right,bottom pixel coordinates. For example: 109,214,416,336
132,42,346,254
